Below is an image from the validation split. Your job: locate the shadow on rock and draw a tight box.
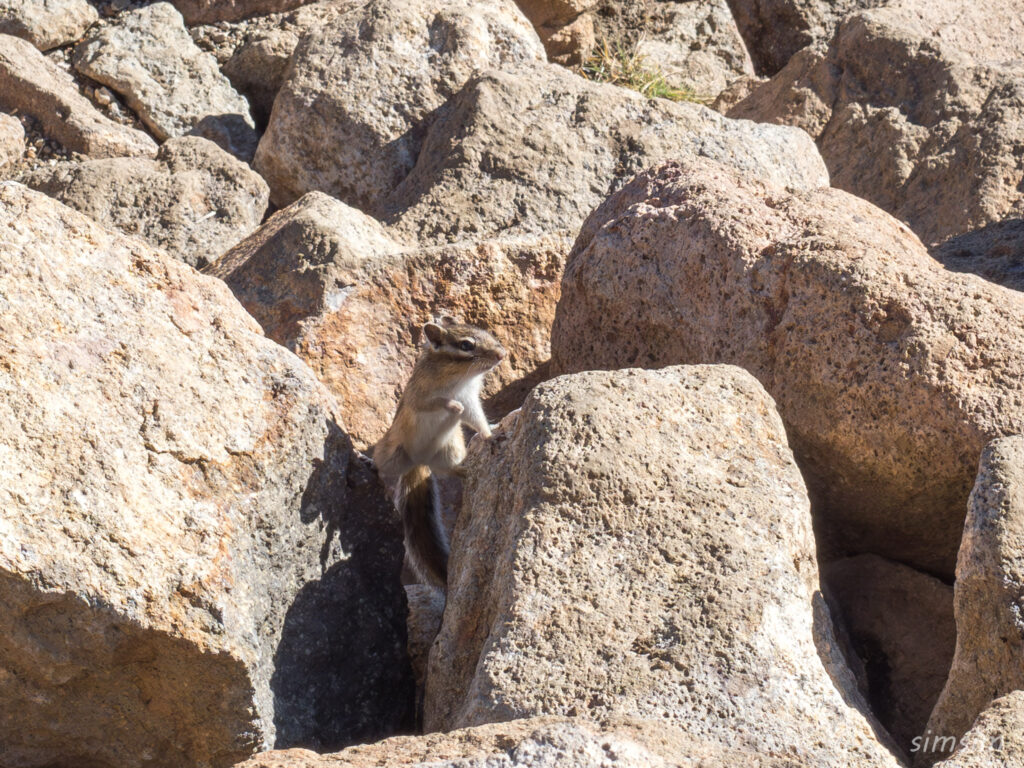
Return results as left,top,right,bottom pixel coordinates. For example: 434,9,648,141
271,420,415,751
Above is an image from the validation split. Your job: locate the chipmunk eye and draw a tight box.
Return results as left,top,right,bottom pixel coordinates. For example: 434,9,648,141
458,339,475,352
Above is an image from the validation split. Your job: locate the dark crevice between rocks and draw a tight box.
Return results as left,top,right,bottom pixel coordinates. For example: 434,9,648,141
272,419,416,750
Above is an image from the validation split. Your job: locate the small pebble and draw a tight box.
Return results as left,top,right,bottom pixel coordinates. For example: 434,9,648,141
94,87,114,106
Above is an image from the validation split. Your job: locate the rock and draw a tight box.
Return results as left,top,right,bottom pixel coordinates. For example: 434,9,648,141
513,0,597,64
0,0,98,51
236,715,816,767
0,111,24,168
0,33,156,159
425,365,900,766
932,219,1024,293
209,192,568,448
728,1,1024,246
0,183,413,768
21,136,269,268
725,0,884,74
172,0,318,25
216,2,354,129
923,437,1024,751
927,691,1024,767
822,554,955,754
633,0,754,98
73,3,257,159
550,158,1024,578
710,73,767,113
387,62,828,245
404,584,445,692
253,0,545,211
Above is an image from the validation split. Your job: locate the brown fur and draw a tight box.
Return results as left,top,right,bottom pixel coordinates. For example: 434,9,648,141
374,318,506,589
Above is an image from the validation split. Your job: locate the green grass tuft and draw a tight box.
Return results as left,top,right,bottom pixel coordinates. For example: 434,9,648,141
575,38,707,104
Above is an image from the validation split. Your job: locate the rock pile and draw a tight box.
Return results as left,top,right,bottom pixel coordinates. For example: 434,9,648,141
0,0,1022,766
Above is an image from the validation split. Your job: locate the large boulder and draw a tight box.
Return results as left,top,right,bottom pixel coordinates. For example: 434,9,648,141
923,437,1024,752
724,0,883,74
22,136,269,268
822,554,955,754
728,0,1024,246
386,61,828,245
209,192,567,448
0,33,156,159
0,0,98,51
426,365,900,766
253,0,545,211
550,158,1024,578
0,183,412,768
210,2,355,128
73,2,257,159
235,716,806,768
928,691,1024,767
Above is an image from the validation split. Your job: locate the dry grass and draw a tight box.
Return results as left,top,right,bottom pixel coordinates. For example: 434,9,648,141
575,38,705,103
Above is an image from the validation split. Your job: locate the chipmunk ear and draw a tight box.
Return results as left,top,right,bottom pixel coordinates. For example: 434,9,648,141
423,322,445,348
439,314,459,327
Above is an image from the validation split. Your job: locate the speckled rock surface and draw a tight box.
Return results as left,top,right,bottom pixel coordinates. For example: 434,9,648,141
725,0,884,74
22,136,268,268
0,110,24,168
172,0,318,24
550,158,1024,578
387,61,828,245
0,0,98,51
728,0,1024,246
634,0,754,98
0,33,156,159
74,2,257,159
924,437,1024,751
0,183,412,768
928,691,1024,767
235,715,816,767
426,365,900,767
932,219,1024,293
512,0,596,63
253,0,544,211
210,192,567,448
823,554,955,753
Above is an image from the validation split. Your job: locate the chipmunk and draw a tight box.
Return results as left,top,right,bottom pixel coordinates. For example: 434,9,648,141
374,317,506,588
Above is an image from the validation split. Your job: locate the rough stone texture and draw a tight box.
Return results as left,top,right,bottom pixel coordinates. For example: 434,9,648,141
236,716,817,768
822,554,955,754
0,111,24,168
633,0,754,98
0,0,97,51
932,219,1024,293
254,0,545,211
728,1,1024,246
550,159,1024,578
387,62,828,245
724,0,884,74
172,0,318,25
404,584,444,692
928,691,1024,768
209,192,568,448
21,136,269,268
216,2,354,128
426,365,900,766
0,33,156,159
73,3,257,159
924,437,1024,750
513,0,596,63
0,183,413,768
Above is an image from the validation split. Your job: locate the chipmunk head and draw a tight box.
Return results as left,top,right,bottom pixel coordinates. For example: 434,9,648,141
422,316,506,373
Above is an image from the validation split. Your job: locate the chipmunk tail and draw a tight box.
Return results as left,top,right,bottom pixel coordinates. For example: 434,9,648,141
396,465,448,588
